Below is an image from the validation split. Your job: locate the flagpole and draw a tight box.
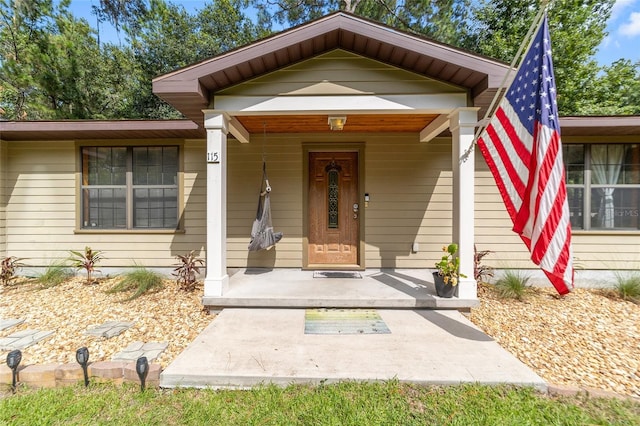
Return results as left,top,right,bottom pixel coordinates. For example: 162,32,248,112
473,1,551,143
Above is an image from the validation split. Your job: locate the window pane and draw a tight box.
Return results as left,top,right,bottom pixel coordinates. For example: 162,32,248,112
590,187,640,229
83,147,126,185
621,144,640,184
133,188,178,228
328,170,339,229
133,146,178,185
567,188,584,229
563,144,584,184
83,188,126,228
591,144,625,185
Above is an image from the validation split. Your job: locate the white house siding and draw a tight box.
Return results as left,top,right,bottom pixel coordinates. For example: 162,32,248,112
225,133,456,269
474,137,640,272
364,136,453,268
216,49,466,98
227,134,304,268
0,139,6,257
5,139,206,271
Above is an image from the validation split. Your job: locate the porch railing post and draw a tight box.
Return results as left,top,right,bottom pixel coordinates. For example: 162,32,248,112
449,108,479,299
203,111,229,297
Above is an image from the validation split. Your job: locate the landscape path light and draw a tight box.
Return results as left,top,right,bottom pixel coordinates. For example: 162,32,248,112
6,349,22,393
136,356,149,391
75,347,90,387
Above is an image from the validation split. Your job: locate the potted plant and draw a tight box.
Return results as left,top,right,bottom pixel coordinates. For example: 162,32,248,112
433,243,466,298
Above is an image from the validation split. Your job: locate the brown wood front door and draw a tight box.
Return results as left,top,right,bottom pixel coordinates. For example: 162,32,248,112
308,152,359,266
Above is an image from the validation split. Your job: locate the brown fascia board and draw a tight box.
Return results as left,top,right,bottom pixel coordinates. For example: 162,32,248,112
560,116,640,136
560,116,640,128
0,119,203,141
153,12,510,93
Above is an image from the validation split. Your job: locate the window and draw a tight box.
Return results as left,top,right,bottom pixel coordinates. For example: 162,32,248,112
81,146,179,230
563,143,640,230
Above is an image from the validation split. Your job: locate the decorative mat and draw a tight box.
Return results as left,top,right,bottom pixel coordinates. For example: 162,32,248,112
304,308,391,335
313,271,362,279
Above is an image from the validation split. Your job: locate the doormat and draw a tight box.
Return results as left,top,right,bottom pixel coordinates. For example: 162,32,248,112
304,308,391,335
313,271,362,279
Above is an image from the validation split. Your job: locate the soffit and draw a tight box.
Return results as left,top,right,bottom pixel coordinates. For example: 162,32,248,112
236,114,439,133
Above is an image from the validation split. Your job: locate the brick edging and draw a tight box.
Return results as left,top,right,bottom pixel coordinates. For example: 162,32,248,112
1,361,161,389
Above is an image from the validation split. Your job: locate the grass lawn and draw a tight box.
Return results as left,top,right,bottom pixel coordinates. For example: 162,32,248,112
2,381,639,425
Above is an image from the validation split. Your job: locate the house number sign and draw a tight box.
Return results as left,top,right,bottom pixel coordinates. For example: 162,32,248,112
207,151,221,163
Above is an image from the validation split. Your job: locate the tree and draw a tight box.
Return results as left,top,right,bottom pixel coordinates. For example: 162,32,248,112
0,0,141,119
251,0,471,46
575,59,640,115
125,0,269,118
464,0,616,115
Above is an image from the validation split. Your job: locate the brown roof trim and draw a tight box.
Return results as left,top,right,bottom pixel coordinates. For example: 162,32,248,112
153,12,512,125
560,116,640,136
0,119,204,141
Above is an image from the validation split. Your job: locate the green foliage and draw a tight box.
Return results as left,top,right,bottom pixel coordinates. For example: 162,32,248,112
107,267,164,301
463,0,615,115
494,270,531,300
0,256,26,286
474,245,494,283
1,382,639,424
575,59,640,115
612,272,640,303
35,262,74,289
1,0,636,120
68,247,104,284
434,243,466,286
173,251,204,292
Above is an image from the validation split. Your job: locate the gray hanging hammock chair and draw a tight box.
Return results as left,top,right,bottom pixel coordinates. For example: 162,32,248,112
248,162,283,251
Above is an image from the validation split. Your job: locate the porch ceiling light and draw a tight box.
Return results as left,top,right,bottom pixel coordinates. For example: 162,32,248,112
328,116,346,131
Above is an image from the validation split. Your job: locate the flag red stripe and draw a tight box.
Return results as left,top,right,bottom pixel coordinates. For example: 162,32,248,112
495,108,531,176
485,123,528,208
477,134,519,220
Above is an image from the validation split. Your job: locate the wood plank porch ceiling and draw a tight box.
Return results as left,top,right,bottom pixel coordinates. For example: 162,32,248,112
236,114,438,133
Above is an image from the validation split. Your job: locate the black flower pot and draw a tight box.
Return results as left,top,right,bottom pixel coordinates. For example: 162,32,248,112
433,272,457,298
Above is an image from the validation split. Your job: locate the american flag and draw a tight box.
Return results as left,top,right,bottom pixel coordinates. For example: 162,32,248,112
476,15,574,295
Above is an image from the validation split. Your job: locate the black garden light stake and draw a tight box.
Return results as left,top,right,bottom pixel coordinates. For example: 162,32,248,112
6,350,22,393
75,347,90,387
136,356,149,391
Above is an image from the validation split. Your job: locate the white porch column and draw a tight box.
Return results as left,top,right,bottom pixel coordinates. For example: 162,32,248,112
449,108,478,299
203,111,229,297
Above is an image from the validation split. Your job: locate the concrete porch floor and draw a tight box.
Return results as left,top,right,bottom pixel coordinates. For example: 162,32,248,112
202,268,479,310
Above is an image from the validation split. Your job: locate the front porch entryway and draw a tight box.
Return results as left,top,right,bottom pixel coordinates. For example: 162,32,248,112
201,268,479,311
308,151,360,268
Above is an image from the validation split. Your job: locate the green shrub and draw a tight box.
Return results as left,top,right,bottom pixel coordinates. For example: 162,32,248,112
107,267,164,301
613,272,640,303
494,270,530,300
36,262,74,288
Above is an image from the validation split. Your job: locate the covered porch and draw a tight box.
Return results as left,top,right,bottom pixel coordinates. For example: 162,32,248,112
152,12,514,307
203,268,479,310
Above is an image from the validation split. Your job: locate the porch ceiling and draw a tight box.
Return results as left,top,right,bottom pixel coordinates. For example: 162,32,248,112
153,12,511,130
235,113,438,133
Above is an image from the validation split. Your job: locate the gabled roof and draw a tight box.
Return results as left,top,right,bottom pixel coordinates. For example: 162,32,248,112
153,12,512,127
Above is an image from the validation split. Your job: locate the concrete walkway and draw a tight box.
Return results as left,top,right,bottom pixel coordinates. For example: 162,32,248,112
161,308,546,391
